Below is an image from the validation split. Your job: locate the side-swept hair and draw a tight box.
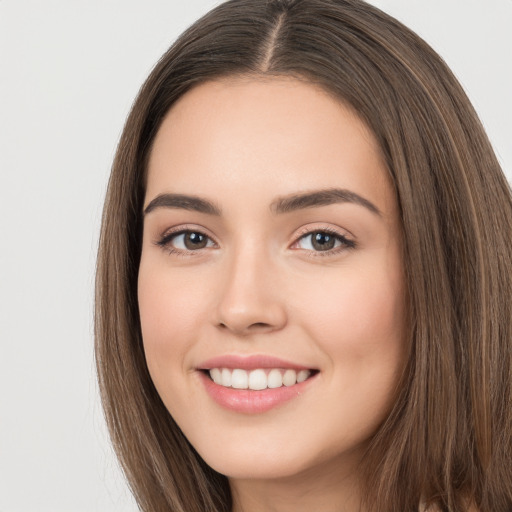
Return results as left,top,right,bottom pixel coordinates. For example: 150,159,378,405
95,1,512,510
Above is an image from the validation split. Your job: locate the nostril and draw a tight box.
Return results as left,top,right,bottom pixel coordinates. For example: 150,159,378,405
250,322,271,329
217,321,274,334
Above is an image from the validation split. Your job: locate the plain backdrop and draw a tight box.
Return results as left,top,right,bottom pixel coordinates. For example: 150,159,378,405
0,1,510,510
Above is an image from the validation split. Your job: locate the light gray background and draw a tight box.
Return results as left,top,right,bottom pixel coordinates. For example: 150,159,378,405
1,1,510,510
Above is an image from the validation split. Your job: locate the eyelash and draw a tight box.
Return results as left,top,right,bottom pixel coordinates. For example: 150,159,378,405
293,226,356,258
155,225,214,258
155,226,356,258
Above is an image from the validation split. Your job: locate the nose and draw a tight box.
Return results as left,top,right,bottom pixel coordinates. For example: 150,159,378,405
214,242,287,337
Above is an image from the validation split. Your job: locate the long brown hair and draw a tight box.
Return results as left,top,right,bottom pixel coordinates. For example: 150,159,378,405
95,1,512,510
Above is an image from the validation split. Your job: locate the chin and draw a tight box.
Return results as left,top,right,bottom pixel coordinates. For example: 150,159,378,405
193,432,357,482
207,457,309,481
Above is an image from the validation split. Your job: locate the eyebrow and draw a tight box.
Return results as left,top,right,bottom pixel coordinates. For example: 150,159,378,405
270,188,381,216
144,193,222,216
143,188,381,217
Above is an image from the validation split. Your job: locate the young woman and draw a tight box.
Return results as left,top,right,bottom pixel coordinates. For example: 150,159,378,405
95,1,512,511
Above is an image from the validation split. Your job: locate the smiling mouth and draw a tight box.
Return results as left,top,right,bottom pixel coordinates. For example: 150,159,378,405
204,368,318,391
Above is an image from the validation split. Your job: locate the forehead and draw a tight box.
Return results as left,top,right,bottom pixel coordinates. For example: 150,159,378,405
146,76,395,217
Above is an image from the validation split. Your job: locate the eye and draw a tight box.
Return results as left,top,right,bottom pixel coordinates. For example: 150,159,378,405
293,229,355,254
156,229,216,253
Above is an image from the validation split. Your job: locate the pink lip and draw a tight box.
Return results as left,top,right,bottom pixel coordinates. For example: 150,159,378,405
198,354,313,371
196,354,318,414
198,373,316,414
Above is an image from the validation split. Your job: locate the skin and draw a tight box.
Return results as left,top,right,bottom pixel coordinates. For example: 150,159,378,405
138,76,407,512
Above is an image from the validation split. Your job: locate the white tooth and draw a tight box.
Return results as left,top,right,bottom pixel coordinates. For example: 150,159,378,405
267,369,283,388
297,370,311,383
249,369,267,390
210,368,222,384
231,369,249,389
221,368,232,387
282,369,297,387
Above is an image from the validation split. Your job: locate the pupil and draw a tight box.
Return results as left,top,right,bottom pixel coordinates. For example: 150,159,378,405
185,232,207,249
312,232,335,251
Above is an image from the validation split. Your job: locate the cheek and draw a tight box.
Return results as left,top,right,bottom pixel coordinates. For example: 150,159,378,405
137,263,207,373
297,257,406,367
301,260,406,436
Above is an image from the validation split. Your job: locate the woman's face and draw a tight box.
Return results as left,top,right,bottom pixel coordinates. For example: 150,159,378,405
138,77,406,482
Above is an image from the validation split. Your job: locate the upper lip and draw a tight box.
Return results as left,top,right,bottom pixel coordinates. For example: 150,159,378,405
197,354,315,371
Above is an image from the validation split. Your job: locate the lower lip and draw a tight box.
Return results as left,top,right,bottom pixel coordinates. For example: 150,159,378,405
198,371,317,414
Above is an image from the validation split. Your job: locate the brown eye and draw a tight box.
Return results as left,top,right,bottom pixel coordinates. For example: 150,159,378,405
310,232,336,251
157,230,215,252
294,230,355,253
182,232,208,249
